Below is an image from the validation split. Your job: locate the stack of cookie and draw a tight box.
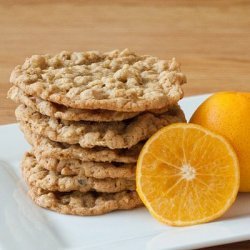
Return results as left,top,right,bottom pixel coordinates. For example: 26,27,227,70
8,49,187,215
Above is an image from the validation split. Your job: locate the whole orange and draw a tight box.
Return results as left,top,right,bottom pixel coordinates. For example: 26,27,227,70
190,92,250,192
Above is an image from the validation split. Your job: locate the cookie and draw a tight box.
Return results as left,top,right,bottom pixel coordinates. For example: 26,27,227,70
8,86,139,122
22,152,136,193
10,49,186,112
21,125,141,163
38,157,135,180
28,186,142,215
16,104,186,149
8,86,170,122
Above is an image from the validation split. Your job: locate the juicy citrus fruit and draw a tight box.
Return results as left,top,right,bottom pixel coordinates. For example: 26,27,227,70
190,92,250,192
136,123,239,226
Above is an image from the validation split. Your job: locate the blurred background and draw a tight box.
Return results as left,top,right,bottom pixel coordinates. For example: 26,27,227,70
0,0,250,124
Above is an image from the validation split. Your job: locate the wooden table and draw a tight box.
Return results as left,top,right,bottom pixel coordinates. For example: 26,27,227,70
0,0,249,248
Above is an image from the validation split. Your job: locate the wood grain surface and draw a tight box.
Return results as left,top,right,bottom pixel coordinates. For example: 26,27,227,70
0,1,249,248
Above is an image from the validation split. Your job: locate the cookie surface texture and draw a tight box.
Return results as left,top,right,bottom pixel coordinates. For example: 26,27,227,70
21,125,141,163
11,49,186,112
22,152,136,193
17,104,186,149
38,156,135,180
29,186,142,216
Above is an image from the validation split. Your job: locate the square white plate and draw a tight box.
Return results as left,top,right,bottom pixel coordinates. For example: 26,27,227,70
0,94,250,250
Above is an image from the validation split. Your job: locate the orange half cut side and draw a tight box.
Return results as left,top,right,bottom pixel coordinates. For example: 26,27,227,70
136,123,240,226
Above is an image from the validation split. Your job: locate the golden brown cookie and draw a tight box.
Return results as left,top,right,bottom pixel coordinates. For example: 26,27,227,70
22,152,135,193
38,156,135,180
10,49,186,112
28,186,142,216
16,104,186,149
8,86,171,122
21,125,141,163
8,86,140,121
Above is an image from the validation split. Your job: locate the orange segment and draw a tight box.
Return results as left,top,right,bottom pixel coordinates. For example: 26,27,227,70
136,123,239,226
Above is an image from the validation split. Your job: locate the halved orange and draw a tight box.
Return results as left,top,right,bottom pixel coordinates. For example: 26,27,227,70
136,123,239,226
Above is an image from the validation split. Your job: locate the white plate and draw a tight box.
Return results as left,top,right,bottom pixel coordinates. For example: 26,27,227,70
0,94,250,250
